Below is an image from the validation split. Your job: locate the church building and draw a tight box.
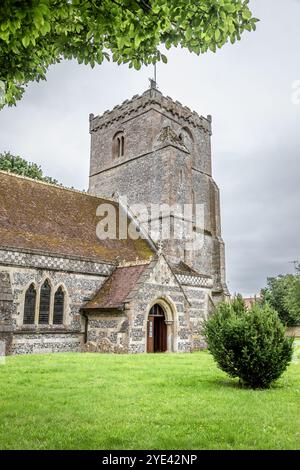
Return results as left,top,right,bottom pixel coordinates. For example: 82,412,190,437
0,87,228,355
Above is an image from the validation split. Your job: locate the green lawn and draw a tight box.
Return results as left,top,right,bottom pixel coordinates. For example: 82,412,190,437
0,351,299,450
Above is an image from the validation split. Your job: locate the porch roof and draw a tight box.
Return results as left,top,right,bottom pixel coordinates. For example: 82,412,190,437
83,263,150,310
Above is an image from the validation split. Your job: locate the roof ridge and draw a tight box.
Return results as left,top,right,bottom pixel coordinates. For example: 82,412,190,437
117,259,152,268
0,170,116,203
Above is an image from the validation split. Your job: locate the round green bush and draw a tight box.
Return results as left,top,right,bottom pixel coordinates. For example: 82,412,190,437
203,300,294,389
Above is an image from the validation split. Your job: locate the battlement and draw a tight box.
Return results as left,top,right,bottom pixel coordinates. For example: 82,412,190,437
89,88,212,134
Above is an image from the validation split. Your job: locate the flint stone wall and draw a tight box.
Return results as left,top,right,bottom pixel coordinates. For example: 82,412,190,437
0,249,114,354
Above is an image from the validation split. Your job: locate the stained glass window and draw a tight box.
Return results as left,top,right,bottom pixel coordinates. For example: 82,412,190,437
23,284,36,324
53,287,64,325
39,280,51,324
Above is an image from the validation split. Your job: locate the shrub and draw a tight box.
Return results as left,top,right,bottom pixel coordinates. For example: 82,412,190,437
203,301,294,389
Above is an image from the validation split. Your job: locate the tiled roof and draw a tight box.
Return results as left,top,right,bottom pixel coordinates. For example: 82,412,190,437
83,264,149,310
0,171,154,263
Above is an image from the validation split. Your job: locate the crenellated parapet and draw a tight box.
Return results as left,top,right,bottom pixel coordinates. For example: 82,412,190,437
90,88,212,134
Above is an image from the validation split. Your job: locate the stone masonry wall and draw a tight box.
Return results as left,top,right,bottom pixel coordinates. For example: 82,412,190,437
86,313,129,353
0,251,114,354
0,271,13,354
181,284,210,350
11,332,83,355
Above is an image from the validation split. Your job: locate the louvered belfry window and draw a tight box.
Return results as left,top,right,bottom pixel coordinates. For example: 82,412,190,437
39,280,51,324
53,287,64,325
23,284,36,324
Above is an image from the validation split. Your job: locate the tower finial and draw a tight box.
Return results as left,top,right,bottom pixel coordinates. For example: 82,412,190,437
149,63,158,89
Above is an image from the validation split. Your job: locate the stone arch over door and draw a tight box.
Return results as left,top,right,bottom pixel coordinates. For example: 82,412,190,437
146,296,178,353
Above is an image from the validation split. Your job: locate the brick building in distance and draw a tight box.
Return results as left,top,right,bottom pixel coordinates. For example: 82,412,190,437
0,86,228,355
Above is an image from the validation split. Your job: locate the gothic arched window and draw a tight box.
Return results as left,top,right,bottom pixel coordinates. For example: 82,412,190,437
39,280,51,324
113,131,125,159
53,286,65,325
23,284,36,325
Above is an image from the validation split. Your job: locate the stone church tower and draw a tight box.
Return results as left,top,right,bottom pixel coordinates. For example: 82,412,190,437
89,87,227,301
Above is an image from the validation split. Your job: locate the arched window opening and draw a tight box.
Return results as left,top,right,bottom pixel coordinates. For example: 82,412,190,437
113,132,125,159
39,280,51,324
149,304,165,317
53,287,65,325
23,284,36,325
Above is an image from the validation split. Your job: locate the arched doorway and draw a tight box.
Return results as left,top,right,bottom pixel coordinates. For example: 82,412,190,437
147,304,167,353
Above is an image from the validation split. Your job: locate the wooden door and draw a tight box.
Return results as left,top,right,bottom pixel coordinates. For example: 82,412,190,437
147,305,168,353
154,316,167,352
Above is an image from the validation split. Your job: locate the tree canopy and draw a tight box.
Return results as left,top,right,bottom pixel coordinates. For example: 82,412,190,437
261,268,300,327
0,0,258,107
0,151,59,184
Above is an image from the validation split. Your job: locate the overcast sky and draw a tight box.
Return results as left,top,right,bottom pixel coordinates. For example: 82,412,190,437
0,0,299,296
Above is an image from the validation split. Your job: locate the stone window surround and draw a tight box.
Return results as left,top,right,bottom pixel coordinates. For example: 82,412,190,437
144,295,178,353
22,277,68,327
112,130,125,159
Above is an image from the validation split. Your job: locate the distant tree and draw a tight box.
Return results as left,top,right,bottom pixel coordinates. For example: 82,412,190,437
0,0,258,107
0,151,59,184
204,300,294,389
261,274,300,326
285,273,300,326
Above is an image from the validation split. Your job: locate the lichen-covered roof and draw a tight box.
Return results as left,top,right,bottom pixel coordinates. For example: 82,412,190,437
0,171,154,263
83,264,149,310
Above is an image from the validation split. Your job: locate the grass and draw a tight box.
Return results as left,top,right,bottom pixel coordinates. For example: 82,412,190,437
0,351,299,450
